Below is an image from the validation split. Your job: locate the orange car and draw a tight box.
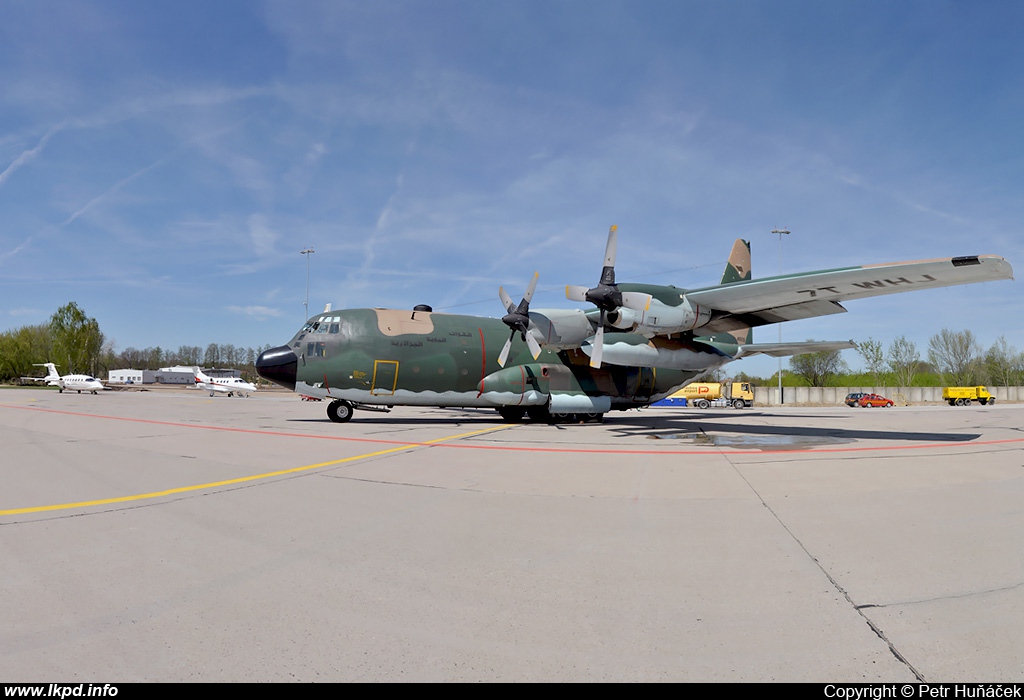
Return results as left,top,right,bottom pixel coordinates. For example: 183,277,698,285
858,393,893,408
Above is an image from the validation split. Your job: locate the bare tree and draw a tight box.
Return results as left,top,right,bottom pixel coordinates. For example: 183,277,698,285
985,336,1024,388
887,336,920,387
857,337,886,384
205,343,221,367
928,329,983,386
789,344,848,386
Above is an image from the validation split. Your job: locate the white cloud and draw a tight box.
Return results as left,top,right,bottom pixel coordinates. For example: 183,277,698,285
225,305,283,320
0,123,64,187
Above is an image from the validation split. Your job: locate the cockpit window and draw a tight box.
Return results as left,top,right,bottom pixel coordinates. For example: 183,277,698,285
296,315,343,344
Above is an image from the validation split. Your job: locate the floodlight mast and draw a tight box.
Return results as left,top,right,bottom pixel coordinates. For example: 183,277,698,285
771,228,790,405
301,247,315,321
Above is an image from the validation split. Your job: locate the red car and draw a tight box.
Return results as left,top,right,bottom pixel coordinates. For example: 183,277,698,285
858,393,893,408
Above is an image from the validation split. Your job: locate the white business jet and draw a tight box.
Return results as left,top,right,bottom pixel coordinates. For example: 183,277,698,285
22,363,105,394
192,367,257,397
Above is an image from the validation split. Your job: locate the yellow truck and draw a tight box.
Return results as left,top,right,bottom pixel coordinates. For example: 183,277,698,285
942,386,995,406
659,382,755,409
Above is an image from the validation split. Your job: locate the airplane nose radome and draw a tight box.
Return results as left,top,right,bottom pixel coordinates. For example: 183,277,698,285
256,345,297,391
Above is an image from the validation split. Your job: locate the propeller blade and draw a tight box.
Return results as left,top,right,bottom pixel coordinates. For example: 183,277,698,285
498,333,514,367
589,323,604,368
498,286,517,315
568,224,627,309
620,291,652,311
566,284,589,302
603,224,618,268
524,331,542,360
522,271,539,305
497,272,544,366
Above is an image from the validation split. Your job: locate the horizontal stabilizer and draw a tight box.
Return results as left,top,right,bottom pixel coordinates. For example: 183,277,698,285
735,340,857,359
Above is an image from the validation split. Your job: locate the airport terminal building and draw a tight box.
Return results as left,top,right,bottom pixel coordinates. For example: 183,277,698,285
108,367,243,385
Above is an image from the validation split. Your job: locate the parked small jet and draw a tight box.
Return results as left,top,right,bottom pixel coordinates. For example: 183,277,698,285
21,363,105,394
192,367,257,397
256,228,1013,423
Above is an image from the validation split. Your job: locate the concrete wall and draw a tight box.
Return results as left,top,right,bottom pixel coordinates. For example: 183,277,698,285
754,385,1023,406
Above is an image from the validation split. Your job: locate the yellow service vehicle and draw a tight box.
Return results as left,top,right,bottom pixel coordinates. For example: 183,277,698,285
670,381,755,409
942,386,995,406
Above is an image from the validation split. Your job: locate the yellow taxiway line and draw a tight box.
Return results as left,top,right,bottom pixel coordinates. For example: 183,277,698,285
0,424,511,517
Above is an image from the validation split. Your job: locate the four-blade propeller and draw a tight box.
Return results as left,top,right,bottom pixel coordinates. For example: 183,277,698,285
497,271,542,367
565,225,652,368
495,226,651,369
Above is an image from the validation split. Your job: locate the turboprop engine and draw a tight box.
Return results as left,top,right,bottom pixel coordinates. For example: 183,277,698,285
607,295,712,337
525,308,593,350
495,269,603,365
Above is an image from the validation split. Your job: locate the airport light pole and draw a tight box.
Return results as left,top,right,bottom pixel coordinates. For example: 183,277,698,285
301,247,315,321
771,228,790,405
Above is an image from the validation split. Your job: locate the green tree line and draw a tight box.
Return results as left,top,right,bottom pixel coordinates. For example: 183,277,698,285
6,305,1022,391
763,330,1024,388
0,302,271,383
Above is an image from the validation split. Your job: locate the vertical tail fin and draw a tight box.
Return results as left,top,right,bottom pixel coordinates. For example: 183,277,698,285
34,363,60,380
719,239,752,345
721,239,751,285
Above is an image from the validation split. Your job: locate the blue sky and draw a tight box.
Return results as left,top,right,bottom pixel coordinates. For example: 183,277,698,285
2,1,1021,377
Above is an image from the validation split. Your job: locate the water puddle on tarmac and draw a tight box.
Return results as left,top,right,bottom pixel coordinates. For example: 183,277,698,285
647,431,850,451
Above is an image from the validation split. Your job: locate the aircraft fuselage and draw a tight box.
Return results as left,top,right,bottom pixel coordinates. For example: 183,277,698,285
49,375,104,394
256,307,731,421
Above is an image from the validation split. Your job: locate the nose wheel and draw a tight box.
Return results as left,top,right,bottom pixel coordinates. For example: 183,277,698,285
327,400,354,423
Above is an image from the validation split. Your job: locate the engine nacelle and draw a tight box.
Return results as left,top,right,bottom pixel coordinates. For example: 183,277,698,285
526,308,593,350
477,364,550,407
610,296,711,336
581,333,731,371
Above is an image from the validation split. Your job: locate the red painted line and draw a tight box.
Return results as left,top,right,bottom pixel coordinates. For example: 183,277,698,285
2,402,1022,456
478,327,486,384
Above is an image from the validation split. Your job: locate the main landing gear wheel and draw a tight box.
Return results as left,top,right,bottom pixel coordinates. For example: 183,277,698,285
526,405,552,423
327,399,354,423
497,407,525,423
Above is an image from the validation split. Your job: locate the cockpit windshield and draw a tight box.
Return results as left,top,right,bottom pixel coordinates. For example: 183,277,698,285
310,315,341,333
293,315,343,346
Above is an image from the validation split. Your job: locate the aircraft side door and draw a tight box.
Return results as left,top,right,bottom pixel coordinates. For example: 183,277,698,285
632,367,656,401
371,360,399,396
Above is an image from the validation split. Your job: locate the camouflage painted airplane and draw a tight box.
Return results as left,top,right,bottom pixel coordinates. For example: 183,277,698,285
255,228,1013,423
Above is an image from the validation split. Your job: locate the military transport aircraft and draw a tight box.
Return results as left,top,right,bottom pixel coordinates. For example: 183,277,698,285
255,228,1013,423
21,363,105,394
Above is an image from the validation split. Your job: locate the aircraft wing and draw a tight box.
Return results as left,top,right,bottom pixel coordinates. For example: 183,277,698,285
734,340,857,358
686,254,1012,334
